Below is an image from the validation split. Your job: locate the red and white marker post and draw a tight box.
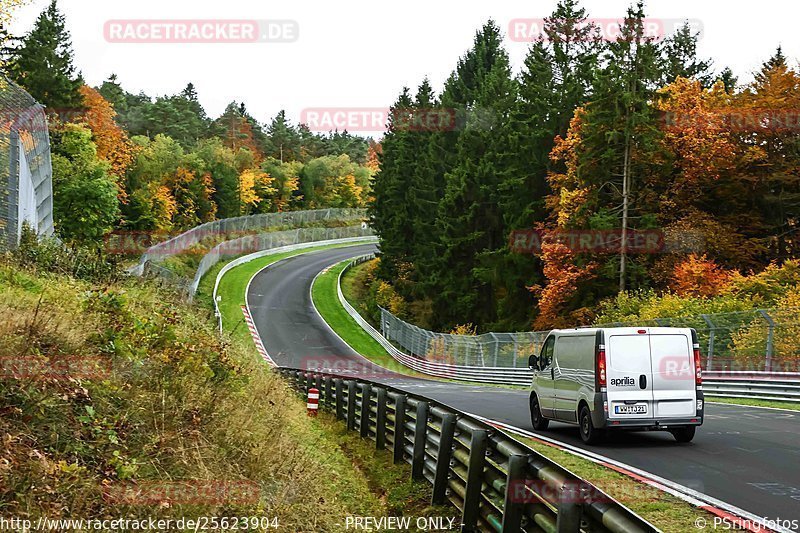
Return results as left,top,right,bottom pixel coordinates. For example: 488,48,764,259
307,387,319,417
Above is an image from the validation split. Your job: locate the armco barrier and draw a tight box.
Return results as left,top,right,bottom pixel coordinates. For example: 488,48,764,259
213,236,379,333
338,255,533,386
278,367,657,533
339,255,800,401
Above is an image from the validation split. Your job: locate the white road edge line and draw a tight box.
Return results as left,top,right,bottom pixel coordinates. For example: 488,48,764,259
466,413,792,533
705,399,800,413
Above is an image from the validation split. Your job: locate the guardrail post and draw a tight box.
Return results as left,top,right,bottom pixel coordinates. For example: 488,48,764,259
701,314,716,370
376,387,387,450
432,413,456,505
315,374,323,392
759,310,775,372
412,401,429,480
346,380,357,431
556,482,582,533
324,376,333,406
461,429,488,532
501,454,528,532
334,378,344,419
360,383,372,438
393,395,407,464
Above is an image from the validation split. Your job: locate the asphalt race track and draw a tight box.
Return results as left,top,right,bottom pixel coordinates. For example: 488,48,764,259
246,244,800,526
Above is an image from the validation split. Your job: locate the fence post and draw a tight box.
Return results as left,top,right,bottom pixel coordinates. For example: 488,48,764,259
334,378,344,419
758,310,775,372
556,482,583,533
376,387,387,450
346,380,357,431
461,429,488,532
701,314,716,370
324,376,333,406
412,401,429,480
7,130,19,249
432,413,456,505
501,454,528,533
360,383,372,438
393,394,407,464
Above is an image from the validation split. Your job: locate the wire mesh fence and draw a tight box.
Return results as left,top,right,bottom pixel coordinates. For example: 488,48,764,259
189,224,374,296
0,74,54,250
379,306,800,373
138,221,374,298
134,207,366,272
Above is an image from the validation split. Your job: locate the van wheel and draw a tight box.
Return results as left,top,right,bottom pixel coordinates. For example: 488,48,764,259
671,426,696,443
530,394,549,431
579,405,602,445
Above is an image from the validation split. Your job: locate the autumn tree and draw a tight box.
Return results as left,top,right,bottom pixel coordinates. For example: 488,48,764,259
78,85,135,185
670,254,731,298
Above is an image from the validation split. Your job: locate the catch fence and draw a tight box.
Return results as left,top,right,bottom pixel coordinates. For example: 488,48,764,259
0,74,53,249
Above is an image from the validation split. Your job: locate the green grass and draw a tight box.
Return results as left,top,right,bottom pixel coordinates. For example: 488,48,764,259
706,396,800,411
206,243,372,349
311,411,457,524
311,261,429,377
512,434,716,532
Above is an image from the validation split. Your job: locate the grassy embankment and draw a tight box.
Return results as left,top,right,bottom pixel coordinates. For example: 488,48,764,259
0,238,448,530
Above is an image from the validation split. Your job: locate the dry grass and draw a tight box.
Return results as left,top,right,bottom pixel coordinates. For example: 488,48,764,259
0,256,385,530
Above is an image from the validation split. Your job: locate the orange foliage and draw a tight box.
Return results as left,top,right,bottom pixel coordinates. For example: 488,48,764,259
670,253,732,298
657,78,737,191
530,238,599,330
366,140,382,174
78,85,136,187
220,114,263,162
547,108,591,227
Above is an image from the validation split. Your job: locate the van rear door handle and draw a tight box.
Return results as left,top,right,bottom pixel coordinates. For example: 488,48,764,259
639,374,647,389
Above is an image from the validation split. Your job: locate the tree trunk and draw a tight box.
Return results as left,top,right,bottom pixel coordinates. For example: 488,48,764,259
619,136,630,293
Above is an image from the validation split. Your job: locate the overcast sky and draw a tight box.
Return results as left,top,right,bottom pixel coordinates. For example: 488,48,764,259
8,0,799,131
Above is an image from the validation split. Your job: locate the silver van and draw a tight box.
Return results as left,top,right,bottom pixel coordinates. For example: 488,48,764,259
528,327,704,444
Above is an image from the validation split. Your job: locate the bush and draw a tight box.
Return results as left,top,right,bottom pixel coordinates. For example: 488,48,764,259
13,224,122,284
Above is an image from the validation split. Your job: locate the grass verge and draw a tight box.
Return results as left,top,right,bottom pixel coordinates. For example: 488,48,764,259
0,248,391,529
311,261,428,378
706,396,800,411
512,434,716,532
201,242,371,349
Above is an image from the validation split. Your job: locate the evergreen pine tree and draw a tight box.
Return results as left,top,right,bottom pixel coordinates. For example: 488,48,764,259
7,0,83,109
659,22,713,86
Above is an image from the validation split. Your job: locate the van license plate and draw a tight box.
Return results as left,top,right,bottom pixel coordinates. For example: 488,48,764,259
615,404,647,415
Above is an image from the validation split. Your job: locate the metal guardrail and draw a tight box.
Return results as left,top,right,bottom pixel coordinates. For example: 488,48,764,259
703,372,800,402
339,256,800,401
337,255,532,386
278,367,657,533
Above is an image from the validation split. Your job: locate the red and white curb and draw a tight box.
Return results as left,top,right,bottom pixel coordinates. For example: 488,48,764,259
241,305,277,368
471,415,788,533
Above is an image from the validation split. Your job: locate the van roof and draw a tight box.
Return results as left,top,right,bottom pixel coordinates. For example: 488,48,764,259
551,326,692,336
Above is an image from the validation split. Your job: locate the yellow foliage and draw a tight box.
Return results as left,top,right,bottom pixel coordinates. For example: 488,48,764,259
237,169,263,211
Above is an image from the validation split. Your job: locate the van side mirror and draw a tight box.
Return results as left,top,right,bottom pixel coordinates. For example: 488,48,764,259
528,354,539,370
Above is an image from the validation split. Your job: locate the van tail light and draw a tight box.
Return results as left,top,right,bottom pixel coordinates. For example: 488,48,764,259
597,346,607,387
693,345,702,385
